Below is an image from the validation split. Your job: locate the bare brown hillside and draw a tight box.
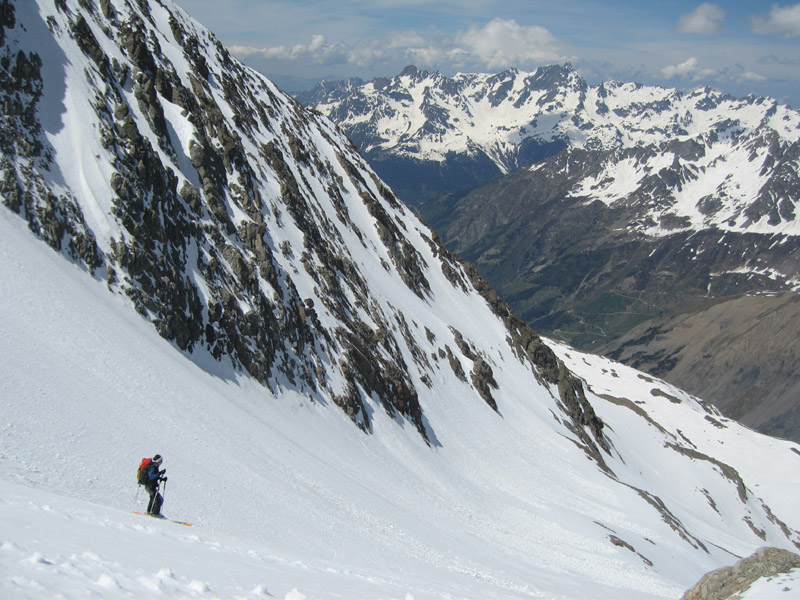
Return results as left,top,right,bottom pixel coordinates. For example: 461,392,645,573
601,292,800,440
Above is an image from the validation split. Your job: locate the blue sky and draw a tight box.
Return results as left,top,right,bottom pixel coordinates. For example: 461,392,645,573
176,0,800,106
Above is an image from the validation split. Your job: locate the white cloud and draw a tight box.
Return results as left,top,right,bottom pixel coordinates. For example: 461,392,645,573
308,34,327,53
453,18,567,69
662,57,700,78
740,71,767,82
404,46,448,67
661,57,767,88
230,35,347,65
676,3,726,34
384,31,448,67
751,3,800,36
230,18,572,74
227,45,267,59
346,46,386,68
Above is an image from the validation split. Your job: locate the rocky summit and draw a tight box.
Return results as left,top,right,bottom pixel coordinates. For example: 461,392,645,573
301,64,800,441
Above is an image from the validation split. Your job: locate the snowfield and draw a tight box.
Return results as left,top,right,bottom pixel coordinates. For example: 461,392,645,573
2,183,800,599
0,206,664,599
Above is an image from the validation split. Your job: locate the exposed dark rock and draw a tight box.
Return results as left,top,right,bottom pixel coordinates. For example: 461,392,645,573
0,0,15,48
98,0,115,19
0,5,102,272
609,535,653,567
625,483,708,552
332,374,370,433
470,357,498,410
72,15,111,76
666,443,747,503
336,150,431,299
423,230,609,463
337,321,429,443
443,345,466,382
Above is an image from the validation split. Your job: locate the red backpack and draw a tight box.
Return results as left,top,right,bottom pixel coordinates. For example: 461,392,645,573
136,458,152,485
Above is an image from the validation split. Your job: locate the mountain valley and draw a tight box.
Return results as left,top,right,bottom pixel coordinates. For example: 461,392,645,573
301,65,800,442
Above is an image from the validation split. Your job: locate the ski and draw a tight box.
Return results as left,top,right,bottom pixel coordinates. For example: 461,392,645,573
130,510,193,526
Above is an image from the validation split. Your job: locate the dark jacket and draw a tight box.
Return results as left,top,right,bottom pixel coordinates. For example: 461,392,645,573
143,462,163,491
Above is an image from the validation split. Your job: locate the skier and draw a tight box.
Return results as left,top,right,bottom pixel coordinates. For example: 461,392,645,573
141,454,168,516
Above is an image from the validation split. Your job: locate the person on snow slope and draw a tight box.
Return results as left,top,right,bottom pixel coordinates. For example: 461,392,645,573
140,454,167,516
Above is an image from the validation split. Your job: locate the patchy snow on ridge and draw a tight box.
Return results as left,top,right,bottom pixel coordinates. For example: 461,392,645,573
302,65,800,237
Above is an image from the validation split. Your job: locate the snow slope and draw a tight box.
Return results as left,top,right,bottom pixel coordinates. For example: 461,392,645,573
1,0,800,597
740,571,800,599
2,185,800,599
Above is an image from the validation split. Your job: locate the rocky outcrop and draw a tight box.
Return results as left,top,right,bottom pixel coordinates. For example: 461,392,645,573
0,4,102,271
681,547,800,600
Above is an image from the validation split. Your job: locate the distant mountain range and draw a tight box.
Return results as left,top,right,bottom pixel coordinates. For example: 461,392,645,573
297,64,800,231
299,65,800,441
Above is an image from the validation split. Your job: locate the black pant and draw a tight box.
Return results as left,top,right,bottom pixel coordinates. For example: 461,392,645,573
146,486,163,515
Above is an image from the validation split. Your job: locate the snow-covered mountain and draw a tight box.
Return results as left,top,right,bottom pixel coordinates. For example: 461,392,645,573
4,205,800,598
2,0,800,597
424,147,800,441
299,64,800,236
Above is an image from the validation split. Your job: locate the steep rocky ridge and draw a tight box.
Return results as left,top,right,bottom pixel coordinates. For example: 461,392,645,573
0,0,607,453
